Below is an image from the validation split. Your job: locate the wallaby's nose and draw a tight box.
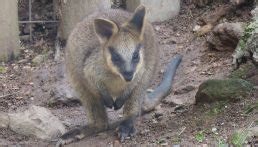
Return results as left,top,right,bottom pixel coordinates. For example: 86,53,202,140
122,71,134,82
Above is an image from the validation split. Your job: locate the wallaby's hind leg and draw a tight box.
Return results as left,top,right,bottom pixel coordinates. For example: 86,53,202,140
83,96,109,129
56,94,108,146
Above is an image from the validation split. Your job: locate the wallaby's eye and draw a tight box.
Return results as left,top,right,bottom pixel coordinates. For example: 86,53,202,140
109,47,121,64
132,52,140,63
132,44,142,63
112,53,121,63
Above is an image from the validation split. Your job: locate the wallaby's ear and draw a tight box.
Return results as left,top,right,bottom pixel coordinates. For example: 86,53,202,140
94,19,119,43
125,5,146,40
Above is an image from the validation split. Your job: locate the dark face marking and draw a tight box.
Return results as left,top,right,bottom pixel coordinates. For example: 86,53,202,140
109,47,124,66
132,44,142,64
108,44,142,82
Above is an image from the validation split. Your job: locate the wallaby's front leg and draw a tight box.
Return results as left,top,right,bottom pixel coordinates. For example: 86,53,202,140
114,88,133,110
117,87,144,142
97,83,115,109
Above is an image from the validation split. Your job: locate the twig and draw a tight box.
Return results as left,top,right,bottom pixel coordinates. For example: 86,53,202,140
18,20,59,23
0,93,14,99
178,126,186,136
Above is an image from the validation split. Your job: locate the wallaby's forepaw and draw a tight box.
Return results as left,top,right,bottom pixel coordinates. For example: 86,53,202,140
117,119,136,142
55,128,86,147
103,98,114,109
114,98,125,110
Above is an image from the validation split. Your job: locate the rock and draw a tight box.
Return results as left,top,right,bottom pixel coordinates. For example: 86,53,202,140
195,0,211,8
32,50,54,66
196,23,213,36
161,36,177,44
48,79,80,107
32,55,46,65
207,22,245,51
154,105,164,120
252,7,258,19
229,62,258,85
174,85,195,95
230,0,246,5
236,126,258,142
9,105,66,140
126,0,180,22
0,113,9,128
247,126,258,136
173,105,187,113
195,79,254,104
232,8,258,68
230,0,255,6
193,25,201,32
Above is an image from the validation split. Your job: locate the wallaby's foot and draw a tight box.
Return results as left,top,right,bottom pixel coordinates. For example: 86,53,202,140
56,128,85,147
55,126,95,147
117,118,136,142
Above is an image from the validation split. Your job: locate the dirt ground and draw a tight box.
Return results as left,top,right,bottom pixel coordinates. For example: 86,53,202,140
0,1,257,146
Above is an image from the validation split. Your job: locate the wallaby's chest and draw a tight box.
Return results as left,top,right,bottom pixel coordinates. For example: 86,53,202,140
105,77,127,101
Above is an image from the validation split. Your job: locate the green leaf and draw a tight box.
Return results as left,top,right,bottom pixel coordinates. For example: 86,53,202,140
0,66,6,74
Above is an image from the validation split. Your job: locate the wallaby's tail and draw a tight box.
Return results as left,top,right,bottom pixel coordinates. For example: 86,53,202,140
142,54,183,113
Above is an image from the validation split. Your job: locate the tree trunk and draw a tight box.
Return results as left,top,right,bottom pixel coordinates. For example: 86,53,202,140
126,0,180,22
54,0,111,40
0,0,20,61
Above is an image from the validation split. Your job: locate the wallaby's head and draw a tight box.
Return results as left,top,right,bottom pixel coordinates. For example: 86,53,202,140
94,6,146,82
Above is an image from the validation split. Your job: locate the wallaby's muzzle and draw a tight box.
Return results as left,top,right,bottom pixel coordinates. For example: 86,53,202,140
122,71,134,82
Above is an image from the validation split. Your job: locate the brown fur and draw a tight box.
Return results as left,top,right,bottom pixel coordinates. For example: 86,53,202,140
65,6,158,134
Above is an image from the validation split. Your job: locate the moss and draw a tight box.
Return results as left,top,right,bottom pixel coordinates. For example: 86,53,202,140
32,54,49,66
206,100,229,116
231,131,250,147
194,128,209,143
236,21,256,51
195,79,254,104
0,66,6,74
229,63,256,79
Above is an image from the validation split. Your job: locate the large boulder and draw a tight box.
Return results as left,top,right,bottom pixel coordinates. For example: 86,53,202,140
126,0,180,22
195,79,254,104
207,22,245,51
230,0,255,6
8,105,66,140
229,62,258,86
